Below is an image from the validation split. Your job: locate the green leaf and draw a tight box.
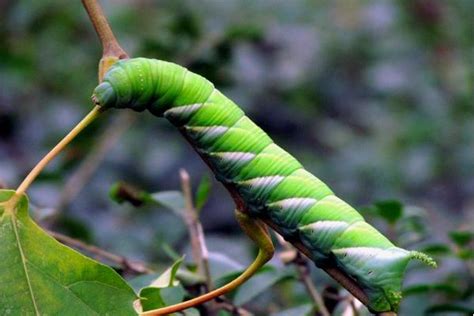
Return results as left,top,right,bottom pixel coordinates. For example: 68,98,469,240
150,256,184,288
139,287,166,310
149,191,185,214
129,269,203,293
374,200,403,224
0,190,137,315
153,286,185,306
449,230,473,247
139,285,185,311
195,174,211,212
138,257,186,312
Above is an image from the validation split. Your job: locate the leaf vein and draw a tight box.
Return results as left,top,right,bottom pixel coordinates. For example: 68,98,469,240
27,261,100,315
10,216,40,316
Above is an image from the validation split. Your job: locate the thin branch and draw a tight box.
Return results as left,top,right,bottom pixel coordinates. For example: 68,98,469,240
47,229,154,274
276,234,330,316
81,0,128,59
274,228,399,316
81,0,129,81
296,257,331,316
262,219,380,315
16,107,102,196
179,169,213,290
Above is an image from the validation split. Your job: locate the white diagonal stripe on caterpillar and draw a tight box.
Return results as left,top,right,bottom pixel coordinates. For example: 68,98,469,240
332,247,410,261
299,220,350,232
185,125,229,139
213,151,256,163
239,175,285,188
164,103,203,118
267,197,317,210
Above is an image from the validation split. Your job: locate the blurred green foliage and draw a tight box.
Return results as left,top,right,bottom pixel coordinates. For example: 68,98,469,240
1,0,472,314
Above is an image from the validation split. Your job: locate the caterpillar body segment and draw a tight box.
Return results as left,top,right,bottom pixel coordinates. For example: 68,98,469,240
93,58,435,313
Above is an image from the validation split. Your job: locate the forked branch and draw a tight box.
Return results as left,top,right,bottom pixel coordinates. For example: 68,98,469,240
81,0,129,81
81,0,128,59
179,169,213,290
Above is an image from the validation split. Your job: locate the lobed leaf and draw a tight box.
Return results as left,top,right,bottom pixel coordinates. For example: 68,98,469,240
0,190,137,315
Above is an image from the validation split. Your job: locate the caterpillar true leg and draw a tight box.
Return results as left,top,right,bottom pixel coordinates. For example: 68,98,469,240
140,209,275,315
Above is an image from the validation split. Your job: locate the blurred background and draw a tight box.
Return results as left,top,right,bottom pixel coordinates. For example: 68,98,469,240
1,0,473,315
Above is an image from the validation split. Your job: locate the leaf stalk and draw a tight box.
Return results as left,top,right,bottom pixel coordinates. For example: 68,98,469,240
16,106,103,196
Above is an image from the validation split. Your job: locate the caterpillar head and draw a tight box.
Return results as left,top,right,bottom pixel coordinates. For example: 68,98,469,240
92,81,116,109
92,58,154,111
92,60,133,110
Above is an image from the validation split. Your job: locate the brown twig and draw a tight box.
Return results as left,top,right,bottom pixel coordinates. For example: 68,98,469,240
47,229,154,274
82,0,128,81
276,234,330,316
273,228,399,316
81,0,128,59
261,219,382,315
179,169,213,290
296,256,331,316
49,0,134,215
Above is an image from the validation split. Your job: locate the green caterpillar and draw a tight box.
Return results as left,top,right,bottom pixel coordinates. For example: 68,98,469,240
92,57,435,313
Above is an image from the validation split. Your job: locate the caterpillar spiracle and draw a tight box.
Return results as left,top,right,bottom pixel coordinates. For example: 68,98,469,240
92,58,435,313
